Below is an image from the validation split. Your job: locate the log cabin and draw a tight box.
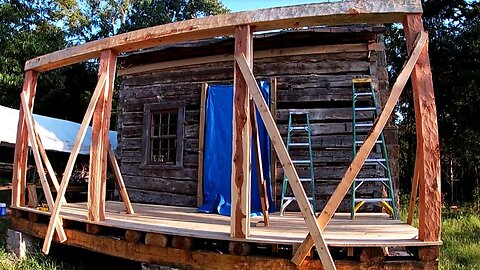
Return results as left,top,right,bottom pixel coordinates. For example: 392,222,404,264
8,1,442,269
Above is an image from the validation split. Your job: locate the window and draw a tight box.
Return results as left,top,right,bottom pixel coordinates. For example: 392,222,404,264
142,103,185,168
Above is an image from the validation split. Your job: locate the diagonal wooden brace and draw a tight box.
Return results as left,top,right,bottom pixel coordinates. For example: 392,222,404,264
107,140,134,214
235,53,336,270
291,31,428,265
42,71,107,254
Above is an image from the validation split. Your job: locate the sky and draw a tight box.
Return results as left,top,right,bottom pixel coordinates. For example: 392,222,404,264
221,0,331,12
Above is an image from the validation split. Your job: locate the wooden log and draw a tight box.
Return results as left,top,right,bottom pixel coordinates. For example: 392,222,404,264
12,70,38,207
86,224,103,235
145,233,169,247
107,142,134,214
172,236,194,250
250,99,270,226
42,69,107,254
403,14,441,243
125,230,143,243
197,83,208,207
27,184,38,208
230,25,252,239
20,93,68,242
235,53,335,270
25,1,422,72
291,32,428,266
418,246,440,262
89,50,117,222
28,212,41,223
359,247,385,263
228,242,251,256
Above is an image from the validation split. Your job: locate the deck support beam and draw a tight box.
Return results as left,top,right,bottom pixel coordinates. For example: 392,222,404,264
88,50,117,221
231,25,253,239
291,32,428,266
12,70,38,207
403,14,441,243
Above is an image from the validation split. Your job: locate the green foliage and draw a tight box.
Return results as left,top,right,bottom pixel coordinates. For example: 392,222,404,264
386,0,480,204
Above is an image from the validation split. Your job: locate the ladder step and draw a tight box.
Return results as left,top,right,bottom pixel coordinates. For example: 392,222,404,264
355,178,389,182
289,112,309,115
355,123,374,127
290,126,309,131
299,178,312,182
282,197,314,200
365,158,386,163
355,107,376,111
354,198,392,203
289,142,310,147
355,140,383,144
354,92,374,97
292,160,311,164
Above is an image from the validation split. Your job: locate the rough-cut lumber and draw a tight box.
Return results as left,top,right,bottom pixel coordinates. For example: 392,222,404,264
89,50,117,221
119,43,381,76
250,99,270,226
235,53,335,270
20,93,67,242
407,148,420,225
269,78,278,204
231,25,252,239
42,70,107,254
107,142,134,214
403,14,441,243
291,31,428,266
197,83,208,207
12,70,38,207
25,1,422,72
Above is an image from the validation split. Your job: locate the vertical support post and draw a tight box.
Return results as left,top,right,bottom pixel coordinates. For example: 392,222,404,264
88,50,117,221
12,70,38,207
231,25,252,239
403,14,441,242
269,77,278,206
197,83,208,207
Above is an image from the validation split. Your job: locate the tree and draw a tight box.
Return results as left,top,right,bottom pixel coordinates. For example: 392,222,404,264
386,0,480,204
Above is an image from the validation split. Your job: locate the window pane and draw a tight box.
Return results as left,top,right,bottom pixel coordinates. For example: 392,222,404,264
150,139,160,162
146,108,182,165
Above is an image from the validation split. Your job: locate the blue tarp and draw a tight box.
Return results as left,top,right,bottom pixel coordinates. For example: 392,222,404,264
198,81,275,216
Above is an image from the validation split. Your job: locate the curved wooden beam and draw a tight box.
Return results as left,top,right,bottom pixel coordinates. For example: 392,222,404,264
25,0,421,72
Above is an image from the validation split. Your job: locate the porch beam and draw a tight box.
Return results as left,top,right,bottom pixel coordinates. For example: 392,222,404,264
12,70,38,207
403,14,441,242
291,32,428,265
235,53,336,270
231,25,252,239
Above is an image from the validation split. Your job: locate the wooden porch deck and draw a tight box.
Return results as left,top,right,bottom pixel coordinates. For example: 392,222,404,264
13,201,440,248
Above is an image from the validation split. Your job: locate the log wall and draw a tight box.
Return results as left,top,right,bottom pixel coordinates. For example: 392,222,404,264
117,28,398,211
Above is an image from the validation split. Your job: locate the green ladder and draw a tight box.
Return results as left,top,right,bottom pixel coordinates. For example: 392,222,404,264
351,78,398,219
280,112,316,216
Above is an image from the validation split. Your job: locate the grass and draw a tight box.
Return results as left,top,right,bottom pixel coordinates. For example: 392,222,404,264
399,198,480,270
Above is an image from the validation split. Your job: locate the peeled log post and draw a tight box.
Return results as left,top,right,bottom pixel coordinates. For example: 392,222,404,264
403,14,441,244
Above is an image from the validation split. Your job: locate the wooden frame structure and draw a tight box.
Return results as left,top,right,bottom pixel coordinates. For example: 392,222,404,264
11,1,441,268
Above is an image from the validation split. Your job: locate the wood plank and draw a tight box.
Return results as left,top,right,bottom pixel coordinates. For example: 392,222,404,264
119,43,377,76
25,1,422,72
89,50,117,221
197,83,208,207
269,78,278,205
42,70,107,254
250,99,270,226
407,148,420,225
235,53,336,270
231,25,252,239
291,31,428,266
20,93,67,242
107,142,134,214
403,14,441,243
12,70,38,207
27,184,38,208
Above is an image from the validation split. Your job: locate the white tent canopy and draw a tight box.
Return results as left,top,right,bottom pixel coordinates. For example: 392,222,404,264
0,105,117,155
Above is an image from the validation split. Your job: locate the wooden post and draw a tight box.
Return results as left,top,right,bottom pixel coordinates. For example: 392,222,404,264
12,70,38,207
197,83,208,207
230,25,253,239
251,99,270,226
235,53,336,270
269,78,278,206
291,32,428,266
403,14,441,243
89,50,117,221
42,69,107,254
